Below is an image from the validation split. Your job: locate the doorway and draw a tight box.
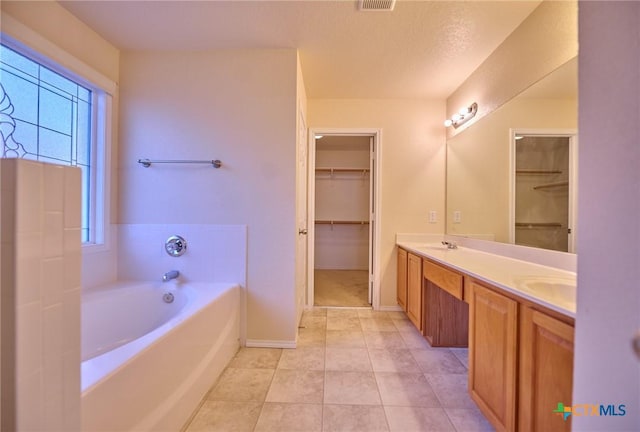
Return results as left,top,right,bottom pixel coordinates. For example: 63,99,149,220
307,129,381,309
510,130,578,252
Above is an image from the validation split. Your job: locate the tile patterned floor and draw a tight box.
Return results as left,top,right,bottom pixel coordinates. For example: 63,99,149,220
184,308,494,432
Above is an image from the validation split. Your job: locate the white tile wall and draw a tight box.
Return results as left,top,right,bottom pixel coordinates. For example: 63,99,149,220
117,224,247,286
0,159,81,431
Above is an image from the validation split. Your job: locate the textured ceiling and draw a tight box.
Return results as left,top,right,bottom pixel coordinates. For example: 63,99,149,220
59,0,542,99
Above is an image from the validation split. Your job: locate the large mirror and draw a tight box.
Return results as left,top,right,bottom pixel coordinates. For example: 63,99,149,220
446,57,578,252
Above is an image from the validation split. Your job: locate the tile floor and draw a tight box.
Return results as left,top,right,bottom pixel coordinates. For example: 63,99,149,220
184,308,494,432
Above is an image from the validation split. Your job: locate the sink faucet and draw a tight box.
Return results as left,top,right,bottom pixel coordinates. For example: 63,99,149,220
163,270,180,282
441,241,458,250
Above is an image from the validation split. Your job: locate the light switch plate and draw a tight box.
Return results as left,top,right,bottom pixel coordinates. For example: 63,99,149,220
429,210,437,223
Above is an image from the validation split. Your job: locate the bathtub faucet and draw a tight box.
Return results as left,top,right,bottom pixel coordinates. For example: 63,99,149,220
162,270,180,282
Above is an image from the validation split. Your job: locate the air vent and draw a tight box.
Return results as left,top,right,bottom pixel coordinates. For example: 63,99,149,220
358,0,396,12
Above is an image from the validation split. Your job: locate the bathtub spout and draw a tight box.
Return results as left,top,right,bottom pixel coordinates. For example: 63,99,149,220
163,270,180,282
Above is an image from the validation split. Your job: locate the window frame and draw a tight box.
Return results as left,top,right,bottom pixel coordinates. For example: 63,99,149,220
1,32,114,253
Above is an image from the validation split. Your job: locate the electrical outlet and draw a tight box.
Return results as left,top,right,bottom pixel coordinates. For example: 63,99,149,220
429,210,437,223
453,211,462,223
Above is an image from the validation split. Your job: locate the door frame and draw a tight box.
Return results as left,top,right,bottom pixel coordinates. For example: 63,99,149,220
508,128,578,252
307,128,382,309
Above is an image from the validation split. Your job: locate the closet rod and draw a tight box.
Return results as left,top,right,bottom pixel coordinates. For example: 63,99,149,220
315,220,370,225
515,222,563,228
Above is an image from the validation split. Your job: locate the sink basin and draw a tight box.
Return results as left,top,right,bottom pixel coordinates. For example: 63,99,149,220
516,276,576,305
414,243,456,251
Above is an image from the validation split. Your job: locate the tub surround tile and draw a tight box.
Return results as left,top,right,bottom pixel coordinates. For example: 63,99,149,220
324,371,381,405
323,404,390,432
384,406,456,432
368,348,421,373
426,373,478,409
277,347,325,371
265,369,325,404
325,347,372,372
254,402,322,432
411,349,467,375
208,368,275,402
375,372,441,408
228,347,282,369
186,400,262,432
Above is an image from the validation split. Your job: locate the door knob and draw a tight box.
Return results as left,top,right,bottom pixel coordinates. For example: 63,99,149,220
298,229,308,235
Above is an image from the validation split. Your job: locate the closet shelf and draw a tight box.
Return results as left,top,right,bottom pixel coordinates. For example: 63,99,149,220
516,169,563,175
315,220,370,225
515,222,563,228
533,181,569,190
316,168,370,175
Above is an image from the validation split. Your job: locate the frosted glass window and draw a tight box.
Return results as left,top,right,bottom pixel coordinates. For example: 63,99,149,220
0,44,92,242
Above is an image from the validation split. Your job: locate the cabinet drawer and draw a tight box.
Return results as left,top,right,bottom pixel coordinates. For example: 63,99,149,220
423,260,463,300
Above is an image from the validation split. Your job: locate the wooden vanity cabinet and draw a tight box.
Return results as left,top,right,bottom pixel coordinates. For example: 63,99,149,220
406,252,423,330
397,248,408,311
519,306,574,432
468,279,518,432
422,259,468,347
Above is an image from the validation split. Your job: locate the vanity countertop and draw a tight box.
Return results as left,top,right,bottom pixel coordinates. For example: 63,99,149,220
397,241,576,318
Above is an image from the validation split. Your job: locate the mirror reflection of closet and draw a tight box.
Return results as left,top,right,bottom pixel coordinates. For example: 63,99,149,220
511,132,577,252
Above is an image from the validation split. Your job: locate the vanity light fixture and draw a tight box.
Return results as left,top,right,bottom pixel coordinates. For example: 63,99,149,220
444,102,478,128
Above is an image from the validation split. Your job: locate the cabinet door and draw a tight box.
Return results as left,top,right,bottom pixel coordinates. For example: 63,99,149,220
519,307,574,432
397,248,408,311
406,253,422,330
468,280,517,432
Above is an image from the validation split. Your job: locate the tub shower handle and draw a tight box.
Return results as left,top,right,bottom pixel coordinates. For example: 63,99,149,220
165,235,187,257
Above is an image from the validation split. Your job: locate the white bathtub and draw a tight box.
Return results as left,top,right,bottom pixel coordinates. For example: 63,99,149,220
81,281,240,432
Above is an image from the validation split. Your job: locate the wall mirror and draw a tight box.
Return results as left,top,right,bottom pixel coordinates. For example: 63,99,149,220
446,57,577,252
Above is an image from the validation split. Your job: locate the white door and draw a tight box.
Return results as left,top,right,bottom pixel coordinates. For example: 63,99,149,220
295,111,308,318
368,136,375,304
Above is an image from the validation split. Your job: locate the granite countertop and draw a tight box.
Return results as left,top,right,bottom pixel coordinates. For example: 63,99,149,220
397,241,576,318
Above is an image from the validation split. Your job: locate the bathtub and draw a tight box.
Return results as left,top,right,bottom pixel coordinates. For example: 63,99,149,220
81,281,240,432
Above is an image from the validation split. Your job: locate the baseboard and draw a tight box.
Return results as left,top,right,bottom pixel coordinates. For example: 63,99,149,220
378,305,403,312
245,339,297,349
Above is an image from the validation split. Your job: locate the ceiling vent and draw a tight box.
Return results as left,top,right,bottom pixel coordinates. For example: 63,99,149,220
358,0,396,12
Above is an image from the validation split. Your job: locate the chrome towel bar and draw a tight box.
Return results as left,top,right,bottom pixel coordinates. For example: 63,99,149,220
138,158,222,168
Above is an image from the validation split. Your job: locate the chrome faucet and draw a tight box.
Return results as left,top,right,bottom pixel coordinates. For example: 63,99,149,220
441,241,458,250
163,270,180,282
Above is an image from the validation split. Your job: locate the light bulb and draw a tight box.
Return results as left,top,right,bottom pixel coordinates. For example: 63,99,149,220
451,113,462,122
458,106,470,116
444,119,453,127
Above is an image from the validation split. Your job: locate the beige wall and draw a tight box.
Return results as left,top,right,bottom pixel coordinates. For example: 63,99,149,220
308,99,445,308
446,0,577,138
446,97,577,241
574,2,640,429
118,49,300,345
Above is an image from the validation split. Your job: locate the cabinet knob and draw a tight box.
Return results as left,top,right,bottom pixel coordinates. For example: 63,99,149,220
633,330,640,361
298,229,308,235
